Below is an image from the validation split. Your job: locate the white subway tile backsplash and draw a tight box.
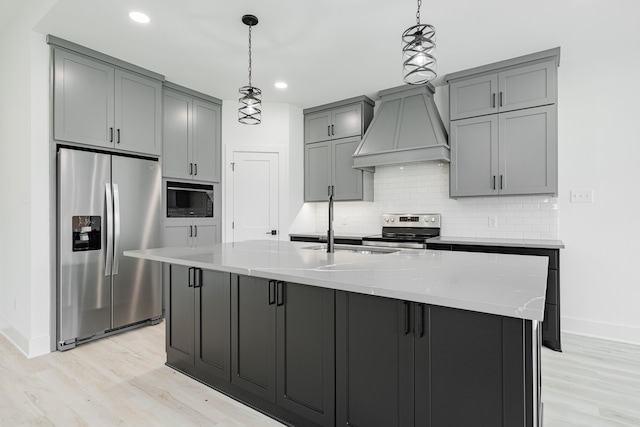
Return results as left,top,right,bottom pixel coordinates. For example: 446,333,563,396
313,163,559,240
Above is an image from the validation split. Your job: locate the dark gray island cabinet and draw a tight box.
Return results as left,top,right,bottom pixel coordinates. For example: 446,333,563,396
125,242,545,427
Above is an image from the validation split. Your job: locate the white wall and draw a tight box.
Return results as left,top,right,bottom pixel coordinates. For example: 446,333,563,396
0,0,54,357
221,102,304,242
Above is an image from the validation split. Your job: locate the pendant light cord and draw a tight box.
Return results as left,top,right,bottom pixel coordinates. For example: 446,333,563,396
416,0,421,25
248,25,253,87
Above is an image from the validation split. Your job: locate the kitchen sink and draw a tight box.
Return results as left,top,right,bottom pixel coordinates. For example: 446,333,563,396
303,244,400,255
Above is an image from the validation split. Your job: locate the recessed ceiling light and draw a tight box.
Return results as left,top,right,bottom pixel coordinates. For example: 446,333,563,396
275,81,288,89
129,11,150,24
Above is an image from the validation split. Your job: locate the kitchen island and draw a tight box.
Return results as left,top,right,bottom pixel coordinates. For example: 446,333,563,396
125,240,548,427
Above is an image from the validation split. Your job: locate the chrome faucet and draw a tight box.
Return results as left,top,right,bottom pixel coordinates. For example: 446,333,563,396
327,185,335,253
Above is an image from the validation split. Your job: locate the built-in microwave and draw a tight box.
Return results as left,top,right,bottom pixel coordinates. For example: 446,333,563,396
166,181,214,218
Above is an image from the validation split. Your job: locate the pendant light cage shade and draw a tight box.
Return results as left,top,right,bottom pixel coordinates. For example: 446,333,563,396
238,85,262,125
402,23,437,85
238,14,262,125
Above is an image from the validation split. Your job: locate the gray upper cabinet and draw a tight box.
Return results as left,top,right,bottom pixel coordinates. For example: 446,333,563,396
163,84,221,182
305,136,370,202
450,58,557,121
450,106,557,196
305,102,369,144
304,97,374,202
53,48,161,156
446,48,560,197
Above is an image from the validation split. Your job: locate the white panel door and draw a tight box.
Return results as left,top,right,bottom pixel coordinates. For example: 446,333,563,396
232,152,279,242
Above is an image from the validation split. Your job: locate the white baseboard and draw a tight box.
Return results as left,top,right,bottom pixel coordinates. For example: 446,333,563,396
1,326,51,358
562,316,640,346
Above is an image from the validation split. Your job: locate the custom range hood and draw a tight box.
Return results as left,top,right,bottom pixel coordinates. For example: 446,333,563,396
353,83,449,171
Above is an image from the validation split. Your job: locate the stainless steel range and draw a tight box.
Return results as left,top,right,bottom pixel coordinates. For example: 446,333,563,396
362,213,441,249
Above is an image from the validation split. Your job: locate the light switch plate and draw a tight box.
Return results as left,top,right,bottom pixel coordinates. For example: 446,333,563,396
570,190,593,203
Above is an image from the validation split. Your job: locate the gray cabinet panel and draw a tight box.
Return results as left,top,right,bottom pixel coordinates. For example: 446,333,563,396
167,265,195,365
193,99,221,182
115,70,161,155
333,137,363,200
331,104,362,140
498,106,556,195
336,292,414,427
304,111,332,144
304,98,373,202
450,115,498,197
304,142,331,202
53,48,161,156
163,87,221,182
276,283,335,427
162,90,192,180
450,59,556,121
195,270,231,381
53,49,114,148
231,276,277,402
499,59,556,113
449,73,498,120
164,218,218,248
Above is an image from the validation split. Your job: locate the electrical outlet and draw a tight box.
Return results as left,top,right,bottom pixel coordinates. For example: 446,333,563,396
570,190,594,203
341,216,347,225
488,216,498,228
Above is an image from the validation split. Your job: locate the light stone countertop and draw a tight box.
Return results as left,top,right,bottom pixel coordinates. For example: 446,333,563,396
125,240,549,321
428,236,565,249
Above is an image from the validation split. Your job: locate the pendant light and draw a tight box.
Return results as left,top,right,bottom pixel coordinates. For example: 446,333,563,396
402,0,436,85
238,14,262,125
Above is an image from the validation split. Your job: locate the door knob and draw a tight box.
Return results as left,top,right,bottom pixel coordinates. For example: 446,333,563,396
265,230,277,235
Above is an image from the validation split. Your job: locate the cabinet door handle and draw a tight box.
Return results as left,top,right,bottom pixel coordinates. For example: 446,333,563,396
492,175,496,190
500,175,504,189
499,92,503,107
417,304,425,338
194,225,198,237
194,163,198,176
276,281,284,306
189,225,193,237
492,93,496,108
331,124,334,136
403,302,411,335
189,163,193,175
194,268,202,288
188,267,194,287
268,280,276,305
109,127,114,143
327,125,331,137
116,129,120,144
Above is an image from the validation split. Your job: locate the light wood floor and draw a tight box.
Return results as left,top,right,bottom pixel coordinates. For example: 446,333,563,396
1,324,639,426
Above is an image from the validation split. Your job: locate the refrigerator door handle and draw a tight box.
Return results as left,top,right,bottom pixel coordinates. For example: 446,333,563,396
112,183,121,275
105,183,113,276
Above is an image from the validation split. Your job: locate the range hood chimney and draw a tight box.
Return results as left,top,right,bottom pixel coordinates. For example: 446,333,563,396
353,83,449,171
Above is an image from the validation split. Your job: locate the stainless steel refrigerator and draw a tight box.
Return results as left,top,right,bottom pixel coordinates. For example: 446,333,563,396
57,147,162,350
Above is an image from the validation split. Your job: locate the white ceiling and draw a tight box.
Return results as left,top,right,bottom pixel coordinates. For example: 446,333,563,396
29,0,569,109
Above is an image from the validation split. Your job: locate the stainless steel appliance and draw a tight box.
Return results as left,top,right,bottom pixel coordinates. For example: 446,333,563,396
57,147,162,351
166,181,214,218
362,213,441,249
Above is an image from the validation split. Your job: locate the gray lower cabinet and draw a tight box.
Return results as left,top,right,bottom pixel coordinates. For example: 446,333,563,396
166,272,538,426
450,105,557,197
53,48,161,156
166,265,231,381
305,136,370,201
163,84,222,182
336,291,535,427
163,218,219,248
426,242,561,352
231,275,336,427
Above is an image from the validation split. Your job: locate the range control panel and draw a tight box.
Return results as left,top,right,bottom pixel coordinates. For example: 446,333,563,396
381,213,441,228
